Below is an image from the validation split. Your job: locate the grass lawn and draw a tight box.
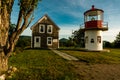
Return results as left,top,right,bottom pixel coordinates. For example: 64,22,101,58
8,49,78,80
8,48,120,80
59,48,120,64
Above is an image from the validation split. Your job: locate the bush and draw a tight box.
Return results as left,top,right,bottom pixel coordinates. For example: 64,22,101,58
16,36,31,49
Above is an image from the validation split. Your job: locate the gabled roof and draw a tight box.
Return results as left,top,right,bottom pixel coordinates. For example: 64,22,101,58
30,14,60,30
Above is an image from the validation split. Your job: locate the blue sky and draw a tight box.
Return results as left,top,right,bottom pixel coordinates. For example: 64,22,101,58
11,0,120,42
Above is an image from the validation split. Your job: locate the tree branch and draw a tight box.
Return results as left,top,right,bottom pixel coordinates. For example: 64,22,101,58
15,10,23,31
6,8,34,57
6,0,40,57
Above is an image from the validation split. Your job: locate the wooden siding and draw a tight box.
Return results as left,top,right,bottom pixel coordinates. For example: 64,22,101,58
31,15,59,49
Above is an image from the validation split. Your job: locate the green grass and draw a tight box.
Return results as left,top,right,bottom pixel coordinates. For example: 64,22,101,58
8,48,120,80
60,48,120,64
8,49,78,80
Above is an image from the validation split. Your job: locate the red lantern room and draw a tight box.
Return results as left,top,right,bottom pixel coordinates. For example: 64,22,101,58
84,5,108,30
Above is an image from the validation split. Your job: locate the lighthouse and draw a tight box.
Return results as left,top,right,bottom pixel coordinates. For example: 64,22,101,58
83,5,108,51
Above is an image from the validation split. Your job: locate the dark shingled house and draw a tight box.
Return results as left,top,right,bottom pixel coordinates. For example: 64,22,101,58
30,14,60,49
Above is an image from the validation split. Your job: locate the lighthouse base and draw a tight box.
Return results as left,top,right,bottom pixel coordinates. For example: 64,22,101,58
85,30,103,51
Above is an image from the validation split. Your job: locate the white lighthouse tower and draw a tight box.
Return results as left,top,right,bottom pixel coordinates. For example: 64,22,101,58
83,5,108,51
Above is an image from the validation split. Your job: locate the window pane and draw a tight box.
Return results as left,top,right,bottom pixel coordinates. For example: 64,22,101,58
47,25,52,33
36,38,39,42
48,41,51,44
48,27,51,32
47,37,52,45
48,37,51,40
97,36,101,43
97,15,101,20
40,26,44,32
90,16,97,21
91,38,94,43
39,24,45,33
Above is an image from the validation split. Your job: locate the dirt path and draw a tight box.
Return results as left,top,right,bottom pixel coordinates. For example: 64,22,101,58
70,62,120,80
51,49,79,61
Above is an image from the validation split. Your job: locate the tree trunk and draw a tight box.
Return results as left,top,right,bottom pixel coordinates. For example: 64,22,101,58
0,0,35,74
0,51,8,75
0,0,14,74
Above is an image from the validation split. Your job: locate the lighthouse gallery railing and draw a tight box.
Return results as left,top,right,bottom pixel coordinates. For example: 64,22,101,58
80,22,108,30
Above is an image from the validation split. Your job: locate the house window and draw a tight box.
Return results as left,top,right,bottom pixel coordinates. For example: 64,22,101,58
97,36,101,43
39,24,45,33
47,37,52,45
47,25,52,33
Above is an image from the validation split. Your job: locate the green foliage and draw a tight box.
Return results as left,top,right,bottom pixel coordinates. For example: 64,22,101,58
59,38,68,47
18,0,41,15
114,32,120,48
59,38,76,47
59,29,85,48
103,41,112,48
8,49,78,80
71,29,85,47
16,36,31,49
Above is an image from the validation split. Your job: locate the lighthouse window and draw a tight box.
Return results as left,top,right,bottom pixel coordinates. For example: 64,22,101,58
91,38,94,43
90,16,97,21
91,17,95,21
97,15,101,20
97,36,101,43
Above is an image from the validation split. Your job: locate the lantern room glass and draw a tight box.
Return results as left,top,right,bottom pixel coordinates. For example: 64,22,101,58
84,11,103,22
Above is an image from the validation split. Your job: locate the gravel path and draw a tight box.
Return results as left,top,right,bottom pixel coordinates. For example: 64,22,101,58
51,49,79,61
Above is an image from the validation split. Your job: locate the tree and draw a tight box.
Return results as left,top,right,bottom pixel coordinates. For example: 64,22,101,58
114,32,120,48
0,0,41,74
16,36,31,49
59,38,68,47
9,22,16,35
103,41,112,48
72,29,85,47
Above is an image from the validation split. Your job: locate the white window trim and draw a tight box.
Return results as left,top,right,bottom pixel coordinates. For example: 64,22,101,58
39,24,45,33
47,25,53,34
47,37,52,45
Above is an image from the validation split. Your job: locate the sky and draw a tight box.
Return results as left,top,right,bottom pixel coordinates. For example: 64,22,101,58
11,0,120,42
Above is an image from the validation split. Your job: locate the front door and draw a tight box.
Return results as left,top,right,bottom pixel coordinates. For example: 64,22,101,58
34,36,41,48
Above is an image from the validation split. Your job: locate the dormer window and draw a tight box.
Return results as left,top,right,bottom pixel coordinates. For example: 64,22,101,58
39,24,45,33
47,25,52,33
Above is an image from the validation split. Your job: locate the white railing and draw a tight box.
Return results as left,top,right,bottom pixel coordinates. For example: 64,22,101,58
80,22,108,29
102,22,108,28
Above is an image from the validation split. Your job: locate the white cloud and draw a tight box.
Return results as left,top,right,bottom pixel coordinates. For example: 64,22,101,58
59,24,80,39
103,27,120,42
